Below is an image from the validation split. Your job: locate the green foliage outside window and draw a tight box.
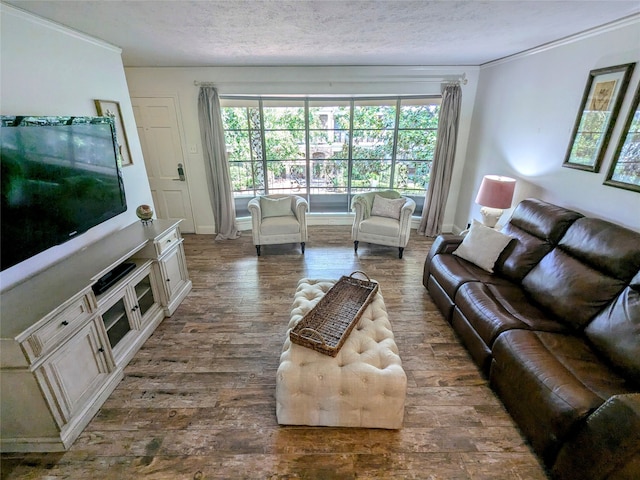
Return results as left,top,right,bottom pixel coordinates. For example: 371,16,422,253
220,97,440,210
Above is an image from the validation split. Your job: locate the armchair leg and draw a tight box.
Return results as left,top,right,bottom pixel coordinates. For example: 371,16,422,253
301,242,305,254
399,247,404,259
354,241,359,253
256,245,261,256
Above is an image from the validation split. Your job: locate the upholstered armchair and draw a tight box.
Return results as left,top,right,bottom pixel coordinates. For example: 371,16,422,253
248,194,308,256
351,190,416,258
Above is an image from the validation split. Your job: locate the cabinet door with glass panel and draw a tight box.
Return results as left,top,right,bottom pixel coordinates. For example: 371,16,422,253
130,268,161,328
96,263,161,364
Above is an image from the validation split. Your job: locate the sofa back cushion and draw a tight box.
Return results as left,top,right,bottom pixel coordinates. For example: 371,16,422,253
521,218,640,330
585,271,640,384
495,198,582,282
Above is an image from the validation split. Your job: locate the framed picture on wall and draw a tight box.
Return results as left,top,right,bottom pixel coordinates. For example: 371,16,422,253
94,99,132,166
563,63,635,172
604,83,640,193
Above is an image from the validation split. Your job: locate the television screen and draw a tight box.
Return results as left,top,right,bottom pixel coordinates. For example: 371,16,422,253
1,116,127,271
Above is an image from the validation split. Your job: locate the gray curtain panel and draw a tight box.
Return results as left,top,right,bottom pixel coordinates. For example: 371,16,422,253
418,83,462,237
198,87,241,240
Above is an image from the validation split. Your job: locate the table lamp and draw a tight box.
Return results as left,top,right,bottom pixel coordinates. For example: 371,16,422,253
475,175,516,228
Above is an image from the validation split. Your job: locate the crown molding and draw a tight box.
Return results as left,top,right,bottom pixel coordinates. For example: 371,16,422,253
1,3,122,54
482,13,640,69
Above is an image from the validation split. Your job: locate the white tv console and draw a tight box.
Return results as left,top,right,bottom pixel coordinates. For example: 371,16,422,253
0,219,192,452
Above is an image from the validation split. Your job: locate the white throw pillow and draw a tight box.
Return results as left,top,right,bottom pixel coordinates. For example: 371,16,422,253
371,195,405,220
452,220,512,273
260,196,294,219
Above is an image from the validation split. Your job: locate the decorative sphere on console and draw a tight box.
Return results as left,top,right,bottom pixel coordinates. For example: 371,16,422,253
136,204,153,223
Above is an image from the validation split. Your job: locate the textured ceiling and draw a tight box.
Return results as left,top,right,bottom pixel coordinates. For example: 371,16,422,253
4,0,640,67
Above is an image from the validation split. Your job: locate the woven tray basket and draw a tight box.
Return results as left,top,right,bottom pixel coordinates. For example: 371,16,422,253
290,271,379,357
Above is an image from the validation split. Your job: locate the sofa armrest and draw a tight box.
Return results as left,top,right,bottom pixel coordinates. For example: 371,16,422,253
429,234,464,255
423,234,464,288
248,197,262,243
398,197,416,243
551,393,640,480
293,196,308,221
351,194,370,241
293,196,309,242
399,197,416,223
248,197,260,211
351,194,371,220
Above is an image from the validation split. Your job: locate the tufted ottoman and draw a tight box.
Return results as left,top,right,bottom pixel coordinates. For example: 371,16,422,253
276,278,407,429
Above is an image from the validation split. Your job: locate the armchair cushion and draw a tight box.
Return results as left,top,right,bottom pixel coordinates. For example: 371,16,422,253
453,220,513,273
260,216,301,236
371,194,405,220
260,196,294,219
359,216,400,237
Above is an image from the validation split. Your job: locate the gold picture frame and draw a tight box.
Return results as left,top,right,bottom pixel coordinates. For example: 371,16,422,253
94,99,132,166
563,63,635,172
604,83,640,193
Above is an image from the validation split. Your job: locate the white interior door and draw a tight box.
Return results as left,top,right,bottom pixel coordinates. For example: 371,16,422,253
131,97,195,233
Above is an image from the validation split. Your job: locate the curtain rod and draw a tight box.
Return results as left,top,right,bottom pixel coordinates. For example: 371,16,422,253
193,73,468,87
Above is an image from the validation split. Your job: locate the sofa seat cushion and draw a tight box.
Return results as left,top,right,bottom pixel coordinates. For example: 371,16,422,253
454,282,568,347
428,254,507,301
491,329,634,466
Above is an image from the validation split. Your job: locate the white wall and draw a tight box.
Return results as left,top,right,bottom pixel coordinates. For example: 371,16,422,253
460,17,640,232
0,5,154,290
124,66,479,234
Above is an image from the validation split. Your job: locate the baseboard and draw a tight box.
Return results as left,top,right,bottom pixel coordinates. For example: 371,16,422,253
195,225,216,235
1,436,67,453
451,224,465,235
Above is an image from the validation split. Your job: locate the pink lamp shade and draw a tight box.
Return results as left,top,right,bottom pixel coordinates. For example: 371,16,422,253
475,175,516,209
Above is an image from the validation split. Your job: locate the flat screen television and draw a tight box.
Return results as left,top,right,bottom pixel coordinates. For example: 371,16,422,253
1,115,127,271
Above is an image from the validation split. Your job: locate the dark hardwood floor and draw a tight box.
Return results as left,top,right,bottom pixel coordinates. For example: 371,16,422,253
1,226,547,479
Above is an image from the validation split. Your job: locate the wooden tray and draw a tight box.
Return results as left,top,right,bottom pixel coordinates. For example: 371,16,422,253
290,271,379,357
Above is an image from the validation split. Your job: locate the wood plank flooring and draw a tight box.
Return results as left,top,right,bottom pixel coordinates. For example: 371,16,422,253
1,226,548,479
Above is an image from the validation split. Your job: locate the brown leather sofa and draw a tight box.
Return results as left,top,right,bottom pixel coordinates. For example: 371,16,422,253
423,198,640,479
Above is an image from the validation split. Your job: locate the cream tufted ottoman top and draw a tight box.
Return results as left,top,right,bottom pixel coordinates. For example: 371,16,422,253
276,278,407,429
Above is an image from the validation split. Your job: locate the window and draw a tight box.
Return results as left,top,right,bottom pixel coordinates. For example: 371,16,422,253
221,96,440,216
